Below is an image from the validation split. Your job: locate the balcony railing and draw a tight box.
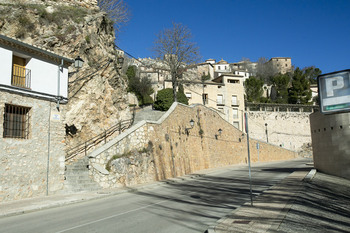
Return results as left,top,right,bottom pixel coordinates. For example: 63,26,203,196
12,64,31,89
231,100,240,106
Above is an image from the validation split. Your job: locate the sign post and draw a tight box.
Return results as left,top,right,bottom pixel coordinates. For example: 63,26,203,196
244,112,253,206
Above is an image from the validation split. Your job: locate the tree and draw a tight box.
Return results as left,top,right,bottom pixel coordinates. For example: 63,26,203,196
126,66,154,106
303,66,322,84
153,88,188,111
152,22,200,102
271,73,291,103
244,76,264,103
288,68,312,104
256,57,278,84
97,0,129,32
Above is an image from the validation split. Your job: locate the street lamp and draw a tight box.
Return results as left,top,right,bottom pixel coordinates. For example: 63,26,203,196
74,56,84,68
265,123,269,143
185,119,195,135
215,128,223,140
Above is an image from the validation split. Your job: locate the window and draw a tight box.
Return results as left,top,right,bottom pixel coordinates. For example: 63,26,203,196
218,107,224,113
228,79,239,84
202,93,208,104
12,55,31,89
185,92,192,99
233,108,239,119
3,104,30,139
285,64,288,67
217,94,224,105
233,121,239,129
218,66,221,70
232,95,238,106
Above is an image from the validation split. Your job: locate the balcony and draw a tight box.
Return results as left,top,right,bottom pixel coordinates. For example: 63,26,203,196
12,64,31,89
217,99,225,106
231,100,240,106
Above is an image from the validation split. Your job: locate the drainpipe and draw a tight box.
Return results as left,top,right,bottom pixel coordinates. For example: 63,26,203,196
57,59,64,111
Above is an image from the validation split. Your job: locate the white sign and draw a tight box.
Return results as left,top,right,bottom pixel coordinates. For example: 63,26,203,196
318,70,350,114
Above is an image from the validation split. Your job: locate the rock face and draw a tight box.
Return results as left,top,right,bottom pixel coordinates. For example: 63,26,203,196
0,0,131,151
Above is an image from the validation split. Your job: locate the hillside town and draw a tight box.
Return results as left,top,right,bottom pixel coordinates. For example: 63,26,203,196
0,0,349,232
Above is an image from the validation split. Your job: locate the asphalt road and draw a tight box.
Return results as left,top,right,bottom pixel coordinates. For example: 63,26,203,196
0,158,311,233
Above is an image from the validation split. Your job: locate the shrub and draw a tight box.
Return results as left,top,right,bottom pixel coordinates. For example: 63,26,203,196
153,88,188,111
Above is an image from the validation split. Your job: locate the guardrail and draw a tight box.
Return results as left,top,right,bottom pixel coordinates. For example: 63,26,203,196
245,102,319,113
65,118,134,161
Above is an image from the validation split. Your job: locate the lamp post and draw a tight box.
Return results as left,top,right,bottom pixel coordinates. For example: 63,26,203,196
185,119,195,135
48,56,84,196
265,123,269,143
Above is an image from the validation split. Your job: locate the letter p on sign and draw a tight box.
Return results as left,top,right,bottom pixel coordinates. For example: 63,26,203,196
318,70,350,114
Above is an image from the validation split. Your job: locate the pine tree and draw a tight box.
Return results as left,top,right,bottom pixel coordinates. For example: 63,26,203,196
288,68,312,104
244,76,264,103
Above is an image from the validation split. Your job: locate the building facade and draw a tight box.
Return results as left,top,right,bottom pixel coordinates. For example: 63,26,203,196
0,35,73,201
267,57,292,74
165,73,245,132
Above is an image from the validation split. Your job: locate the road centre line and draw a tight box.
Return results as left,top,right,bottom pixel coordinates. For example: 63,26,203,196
55,199,169,233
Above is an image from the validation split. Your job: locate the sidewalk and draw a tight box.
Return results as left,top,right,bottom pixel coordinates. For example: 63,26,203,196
207,170,350,233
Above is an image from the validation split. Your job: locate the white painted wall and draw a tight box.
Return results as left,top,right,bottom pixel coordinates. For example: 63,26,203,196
0,47,13,86
0,47,69,98
26,58,68,98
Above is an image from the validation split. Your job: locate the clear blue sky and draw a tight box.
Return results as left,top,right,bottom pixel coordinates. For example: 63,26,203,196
118,0,350,74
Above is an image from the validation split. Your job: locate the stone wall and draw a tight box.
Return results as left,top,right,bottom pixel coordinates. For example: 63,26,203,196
247,111,312,152
0,92,66,202
88,122,151,188
88,103,297,188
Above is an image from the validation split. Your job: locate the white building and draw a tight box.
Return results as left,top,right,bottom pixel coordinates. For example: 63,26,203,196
0,34,74,201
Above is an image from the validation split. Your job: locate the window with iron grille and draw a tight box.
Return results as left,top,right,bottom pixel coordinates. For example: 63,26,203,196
3,104,30,139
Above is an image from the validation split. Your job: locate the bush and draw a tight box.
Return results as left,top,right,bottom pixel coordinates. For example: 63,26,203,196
153,88,188,111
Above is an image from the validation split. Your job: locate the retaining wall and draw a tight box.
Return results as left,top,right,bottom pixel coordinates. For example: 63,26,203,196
88,103,297,188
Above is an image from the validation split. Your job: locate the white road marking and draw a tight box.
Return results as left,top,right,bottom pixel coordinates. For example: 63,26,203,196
56,199,169,232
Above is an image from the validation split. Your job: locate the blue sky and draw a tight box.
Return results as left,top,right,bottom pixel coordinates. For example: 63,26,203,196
117,0,350,74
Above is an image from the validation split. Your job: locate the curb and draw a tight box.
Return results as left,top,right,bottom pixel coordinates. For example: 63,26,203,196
303,168,317,182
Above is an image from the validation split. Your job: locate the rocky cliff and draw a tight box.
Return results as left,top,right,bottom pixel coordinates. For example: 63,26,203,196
0,0,132,150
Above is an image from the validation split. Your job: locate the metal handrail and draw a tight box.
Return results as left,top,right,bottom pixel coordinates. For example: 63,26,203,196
245,102,319,112
65,118,134,161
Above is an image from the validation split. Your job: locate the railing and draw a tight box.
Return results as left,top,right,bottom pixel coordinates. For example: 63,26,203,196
65,118,134,161
245,102,319,113
12,64,31,89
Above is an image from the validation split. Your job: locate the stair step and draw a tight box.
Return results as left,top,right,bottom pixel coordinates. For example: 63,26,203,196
64,158,101,192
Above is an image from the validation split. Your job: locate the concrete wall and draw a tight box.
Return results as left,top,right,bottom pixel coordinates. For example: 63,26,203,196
88,103,297,188
0,91,66,202
310,111,350,180
247,111,312,151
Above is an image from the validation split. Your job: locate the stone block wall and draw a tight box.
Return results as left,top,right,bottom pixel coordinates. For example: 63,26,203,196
148,104,297,180
89,123,151,188
0,92,66,202
88,103,297,188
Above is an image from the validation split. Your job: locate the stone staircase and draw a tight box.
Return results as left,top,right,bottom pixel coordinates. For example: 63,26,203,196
64,157,101,193
133,106,165,124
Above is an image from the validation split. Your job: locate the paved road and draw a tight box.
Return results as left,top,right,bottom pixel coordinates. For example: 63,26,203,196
0,159,311,233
